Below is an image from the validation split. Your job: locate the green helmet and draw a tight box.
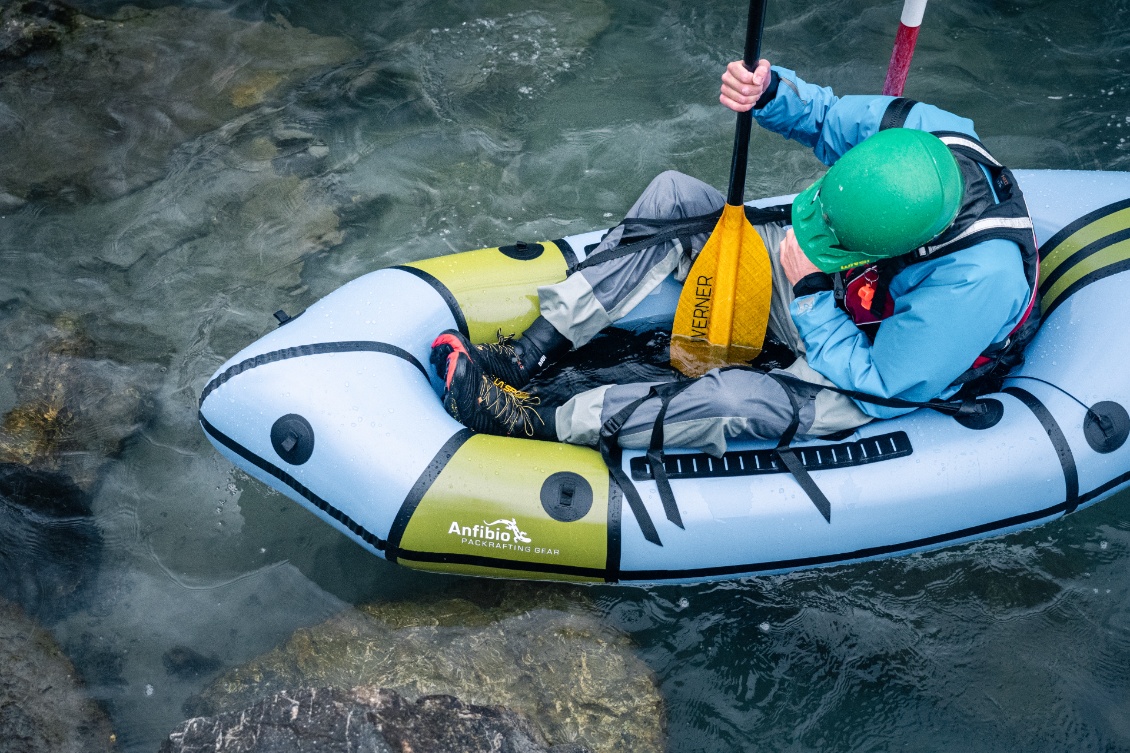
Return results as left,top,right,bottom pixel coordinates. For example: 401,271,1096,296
791,128,964,274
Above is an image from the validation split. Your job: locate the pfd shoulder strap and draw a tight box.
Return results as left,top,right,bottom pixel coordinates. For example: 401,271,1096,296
879,97,919,130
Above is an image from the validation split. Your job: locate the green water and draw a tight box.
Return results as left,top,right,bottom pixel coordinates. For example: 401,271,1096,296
1,0,1128,750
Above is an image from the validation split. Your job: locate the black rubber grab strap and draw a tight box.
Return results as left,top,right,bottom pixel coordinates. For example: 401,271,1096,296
1003,386,1080,513
880,97,919,131
646,380,697,530
767,373,833,523
600,395,662,546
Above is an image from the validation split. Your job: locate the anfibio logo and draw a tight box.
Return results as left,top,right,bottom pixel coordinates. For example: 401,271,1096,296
448,518,560,555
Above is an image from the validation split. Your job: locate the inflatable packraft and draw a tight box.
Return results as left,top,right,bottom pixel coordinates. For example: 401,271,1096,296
199,170,1130,584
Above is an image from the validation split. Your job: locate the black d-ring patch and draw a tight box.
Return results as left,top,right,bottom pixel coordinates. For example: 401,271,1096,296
499,241,544,261
541,472,593,522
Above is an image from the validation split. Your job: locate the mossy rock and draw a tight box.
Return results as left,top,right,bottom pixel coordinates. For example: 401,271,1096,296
191,584,663,752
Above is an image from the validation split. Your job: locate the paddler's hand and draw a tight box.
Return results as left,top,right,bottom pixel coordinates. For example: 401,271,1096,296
780,228,820,286
720,59,772,113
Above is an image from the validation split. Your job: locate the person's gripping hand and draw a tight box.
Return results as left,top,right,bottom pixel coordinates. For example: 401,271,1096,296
720,59,772,113
780,228,821,286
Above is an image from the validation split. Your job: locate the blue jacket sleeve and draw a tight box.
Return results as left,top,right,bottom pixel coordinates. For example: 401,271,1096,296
753,67,1029,417
752,66,979,163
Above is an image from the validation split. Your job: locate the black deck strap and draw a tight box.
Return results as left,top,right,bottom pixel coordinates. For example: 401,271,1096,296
1003,387,1080,513
880,97,919,131
646,380,697,530
571,212,722,272
391,265,469,337
766,372,833,523
199,413,386,551
767,372,994,419
570,204,792,273
200,341,427,408
600,395,662,546
385,429,475,562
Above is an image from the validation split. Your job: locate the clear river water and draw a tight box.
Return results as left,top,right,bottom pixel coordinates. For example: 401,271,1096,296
1,0,1129,750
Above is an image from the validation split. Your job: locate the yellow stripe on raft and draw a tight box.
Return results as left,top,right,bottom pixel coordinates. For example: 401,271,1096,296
1041,236,1130,314
407,241,569,343
1040,207,1130,282
396,434,611,582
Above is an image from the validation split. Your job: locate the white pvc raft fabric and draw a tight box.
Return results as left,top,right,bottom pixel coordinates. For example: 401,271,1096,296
200,170,1130,584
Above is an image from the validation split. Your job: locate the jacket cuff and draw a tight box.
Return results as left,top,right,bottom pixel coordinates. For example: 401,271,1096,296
754,70,781,110
792,272,833,298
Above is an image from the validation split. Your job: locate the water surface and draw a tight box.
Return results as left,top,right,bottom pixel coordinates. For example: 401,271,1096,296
1,0,1128,750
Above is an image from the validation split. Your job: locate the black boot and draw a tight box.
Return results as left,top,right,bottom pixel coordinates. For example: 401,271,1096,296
438,351,556,439
430,316,570,389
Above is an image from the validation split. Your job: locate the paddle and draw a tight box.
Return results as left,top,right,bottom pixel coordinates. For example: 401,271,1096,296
670,0,772,378
883,0,929,96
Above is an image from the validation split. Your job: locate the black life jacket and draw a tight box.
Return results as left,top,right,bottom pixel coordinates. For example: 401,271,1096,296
835,108,1041,394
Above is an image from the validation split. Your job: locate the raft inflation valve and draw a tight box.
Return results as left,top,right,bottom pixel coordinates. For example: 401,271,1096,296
1083,401,1130,454
271,414,315,465
499,241,544,261
540,472,592,522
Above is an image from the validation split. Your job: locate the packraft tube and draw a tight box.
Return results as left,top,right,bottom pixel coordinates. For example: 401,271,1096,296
199,170,1130,584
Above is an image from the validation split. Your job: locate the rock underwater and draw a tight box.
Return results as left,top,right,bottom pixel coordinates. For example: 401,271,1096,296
0,1,357,204
188,584,664,753
164,687,594,753
0,596,115,752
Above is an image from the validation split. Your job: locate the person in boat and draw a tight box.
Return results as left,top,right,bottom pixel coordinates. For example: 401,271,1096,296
430,60,1039,455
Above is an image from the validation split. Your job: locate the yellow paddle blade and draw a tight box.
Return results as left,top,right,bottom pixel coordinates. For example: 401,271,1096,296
670,203,773,377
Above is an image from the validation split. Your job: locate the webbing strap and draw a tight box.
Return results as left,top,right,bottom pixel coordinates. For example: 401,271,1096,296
646,380,697,530
879,97,919,130
573,213,721,272
571,204,791,272
600,395,663,546
766,372,833,523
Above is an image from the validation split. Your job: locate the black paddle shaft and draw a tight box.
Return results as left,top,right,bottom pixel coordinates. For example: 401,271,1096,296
725,0,769,206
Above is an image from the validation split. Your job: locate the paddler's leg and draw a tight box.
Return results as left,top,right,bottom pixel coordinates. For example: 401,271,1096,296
554,363,869,453
539,170,726,348
552,228,870,450
431,170,724,389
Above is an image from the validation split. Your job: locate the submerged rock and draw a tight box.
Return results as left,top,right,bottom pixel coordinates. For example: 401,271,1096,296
0,462,101,621
0,317,155,492
0,0,77,62
0,4,356,203
0,597,115,752
190,585,664,753
164,687,591,753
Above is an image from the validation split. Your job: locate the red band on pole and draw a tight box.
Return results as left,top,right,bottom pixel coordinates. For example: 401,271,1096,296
882,22,920,97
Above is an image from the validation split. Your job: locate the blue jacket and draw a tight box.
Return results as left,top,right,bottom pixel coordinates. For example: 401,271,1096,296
753,67,1032,418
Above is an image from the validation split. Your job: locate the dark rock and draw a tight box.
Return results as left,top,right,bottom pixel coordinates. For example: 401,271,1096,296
0,0,77,63
0,597,115,752
163,646,223,680
0,462,101,621
163,687,589,753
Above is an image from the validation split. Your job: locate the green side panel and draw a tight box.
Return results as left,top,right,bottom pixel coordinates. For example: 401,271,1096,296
407,241,569,343
1040,207,1130,282
396,435,611,582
